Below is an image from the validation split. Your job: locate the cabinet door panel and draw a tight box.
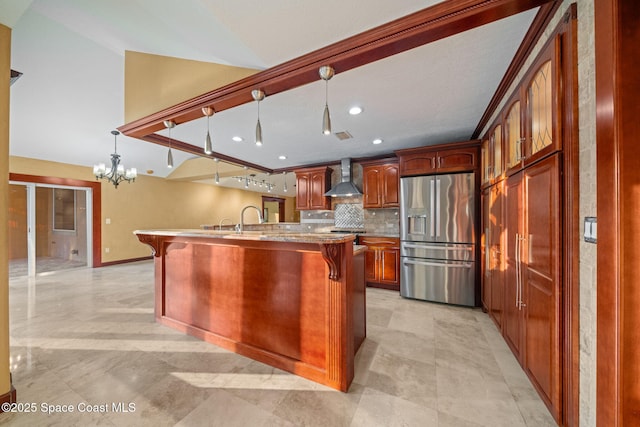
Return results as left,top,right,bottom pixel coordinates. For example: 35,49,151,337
382,165,399,207
489,182,505,326
481,139,491,187
364,250,377,282
481,189,491,310
503,172,524,361
505,99,523,174
362,167,382,208
379,249,399,285
524,272,555,404
400,153,437,176
296,174,310,210
309,172,327,209
523,154,560,410
437,147,477,172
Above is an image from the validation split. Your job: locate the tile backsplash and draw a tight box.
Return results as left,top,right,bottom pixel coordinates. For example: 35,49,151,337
364,208,399,235
334,204,364,229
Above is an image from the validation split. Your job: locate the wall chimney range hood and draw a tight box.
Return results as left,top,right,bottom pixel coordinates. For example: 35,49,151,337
324,158,362,197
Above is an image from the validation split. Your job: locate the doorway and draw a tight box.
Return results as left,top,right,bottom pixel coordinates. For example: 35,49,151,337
262,196,285,223
8,182,92,277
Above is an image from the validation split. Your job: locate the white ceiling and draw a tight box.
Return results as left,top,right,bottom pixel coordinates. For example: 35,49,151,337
2,0,538,197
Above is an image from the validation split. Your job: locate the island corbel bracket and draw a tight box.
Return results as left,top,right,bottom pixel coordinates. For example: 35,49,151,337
136,233,161,257
320,243,343,281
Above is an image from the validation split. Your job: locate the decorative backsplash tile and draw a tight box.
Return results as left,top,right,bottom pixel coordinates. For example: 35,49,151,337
334,204,364,229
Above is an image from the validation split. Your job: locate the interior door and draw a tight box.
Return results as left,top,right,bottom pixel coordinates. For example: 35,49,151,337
8,182,90,277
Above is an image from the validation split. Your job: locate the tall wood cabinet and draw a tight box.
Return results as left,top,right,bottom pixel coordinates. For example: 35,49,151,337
504,154,561,414
294,166,332,210
480,33,563,422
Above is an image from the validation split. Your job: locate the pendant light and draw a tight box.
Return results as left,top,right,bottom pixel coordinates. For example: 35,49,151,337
214,158,220,184
283,171,288,193
163,120,175,168
252,89,265,146
203,107,214,155
319,65,335,135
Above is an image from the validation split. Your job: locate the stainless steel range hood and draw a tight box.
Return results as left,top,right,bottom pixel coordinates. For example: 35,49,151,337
324,158,362,197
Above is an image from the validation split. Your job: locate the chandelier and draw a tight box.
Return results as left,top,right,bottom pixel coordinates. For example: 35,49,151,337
93,130,137,188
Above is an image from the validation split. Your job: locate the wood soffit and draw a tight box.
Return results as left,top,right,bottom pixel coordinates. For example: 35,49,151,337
118,0,558,173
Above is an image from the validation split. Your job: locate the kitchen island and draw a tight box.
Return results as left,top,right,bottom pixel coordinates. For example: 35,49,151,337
134,229,366,392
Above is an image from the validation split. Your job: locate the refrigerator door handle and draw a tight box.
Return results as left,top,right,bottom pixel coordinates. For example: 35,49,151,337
429,179,435,238
435,178,441,238
402,259,473,269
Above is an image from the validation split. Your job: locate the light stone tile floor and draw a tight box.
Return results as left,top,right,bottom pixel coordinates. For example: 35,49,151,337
1,261,557,426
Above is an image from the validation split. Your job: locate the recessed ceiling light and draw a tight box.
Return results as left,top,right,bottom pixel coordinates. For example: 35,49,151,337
372,138,383,145
278,155,287,160
349,106,363,115
232,136,243,142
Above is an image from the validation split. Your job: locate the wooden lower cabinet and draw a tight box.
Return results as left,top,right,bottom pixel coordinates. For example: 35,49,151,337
360,236,400,291
503,154,561,420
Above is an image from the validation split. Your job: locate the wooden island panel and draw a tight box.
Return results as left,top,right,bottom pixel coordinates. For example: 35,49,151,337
136,231,365,392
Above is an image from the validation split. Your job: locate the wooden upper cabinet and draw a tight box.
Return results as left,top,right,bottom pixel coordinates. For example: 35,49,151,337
295,166,332,210
481,124,503,187
362,160,399,208
504,36,560,176
481,138,491,186
492,125,503,179
396,141,479,176
505,98,523,175
398,151,438,175
524,46,561,166
437,147,478,172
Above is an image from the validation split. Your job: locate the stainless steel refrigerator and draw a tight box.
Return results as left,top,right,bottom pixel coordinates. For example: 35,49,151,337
400,173,477,306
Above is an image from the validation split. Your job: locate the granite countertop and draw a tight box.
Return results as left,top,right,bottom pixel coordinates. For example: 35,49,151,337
134,229,357,244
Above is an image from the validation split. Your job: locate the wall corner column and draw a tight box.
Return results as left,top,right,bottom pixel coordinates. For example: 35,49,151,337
0,22,15,410
595,0,640,425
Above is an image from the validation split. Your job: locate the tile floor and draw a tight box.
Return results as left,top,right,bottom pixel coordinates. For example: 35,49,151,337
1,261,557,426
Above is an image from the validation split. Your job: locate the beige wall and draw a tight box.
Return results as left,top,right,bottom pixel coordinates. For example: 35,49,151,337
124,51,258,123
1,22,12,398
9,156,295,263
576,0,597,424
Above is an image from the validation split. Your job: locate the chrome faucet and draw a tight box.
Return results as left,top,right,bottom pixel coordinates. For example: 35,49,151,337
218,218,232,230
238,205,264,232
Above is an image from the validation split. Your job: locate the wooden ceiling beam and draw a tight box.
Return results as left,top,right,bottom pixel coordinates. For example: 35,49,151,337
119,0,556,162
